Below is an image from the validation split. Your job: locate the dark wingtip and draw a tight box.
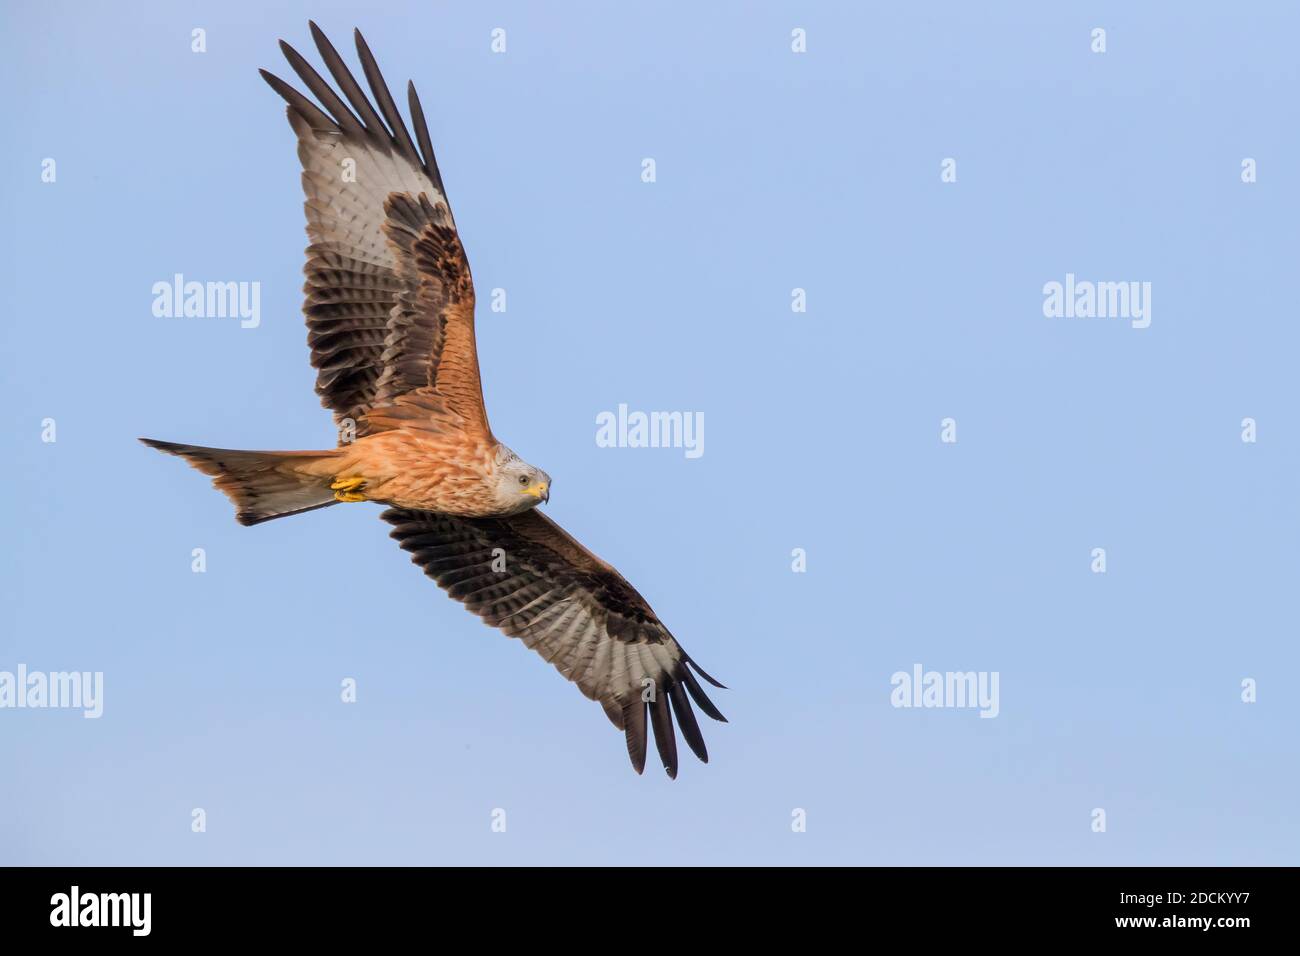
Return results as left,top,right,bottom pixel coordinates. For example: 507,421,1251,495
668,683,709,763
307,22,329,52
258,68,290,97
686,656,727,689
623,701,648,775
681,667,727,723
353,27,371,58
649,694,679,779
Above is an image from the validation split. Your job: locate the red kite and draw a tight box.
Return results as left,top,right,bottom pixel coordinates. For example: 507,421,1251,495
142,24,725,778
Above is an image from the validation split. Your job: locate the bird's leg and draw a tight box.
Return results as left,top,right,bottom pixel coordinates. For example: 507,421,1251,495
330,476,368,502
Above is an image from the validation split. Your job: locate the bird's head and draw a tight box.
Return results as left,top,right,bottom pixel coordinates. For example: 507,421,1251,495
491,445,551,513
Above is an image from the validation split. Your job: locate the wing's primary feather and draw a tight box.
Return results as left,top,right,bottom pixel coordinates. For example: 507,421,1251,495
354,28,426,172
259,24,486,439
382,507,726,777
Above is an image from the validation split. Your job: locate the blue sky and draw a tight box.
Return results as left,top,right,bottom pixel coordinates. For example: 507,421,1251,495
1,0,1297,865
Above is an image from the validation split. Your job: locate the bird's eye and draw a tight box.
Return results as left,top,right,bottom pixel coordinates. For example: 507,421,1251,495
518,475,529,485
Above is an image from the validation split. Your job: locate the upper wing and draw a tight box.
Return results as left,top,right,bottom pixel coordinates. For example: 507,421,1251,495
260,23,489,439
382,507,727,778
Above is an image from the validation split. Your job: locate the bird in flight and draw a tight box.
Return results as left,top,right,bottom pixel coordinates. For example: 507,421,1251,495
141,23,725,778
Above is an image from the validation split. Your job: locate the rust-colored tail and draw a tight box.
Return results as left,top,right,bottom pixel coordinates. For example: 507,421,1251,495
140,438,342,526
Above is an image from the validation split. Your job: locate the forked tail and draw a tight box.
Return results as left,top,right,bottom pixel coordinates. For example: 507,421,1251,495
140,438,342,526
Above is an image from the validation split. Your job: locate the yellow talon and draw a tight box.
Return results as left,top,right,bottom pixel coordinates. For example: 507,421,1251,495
331,476,367,502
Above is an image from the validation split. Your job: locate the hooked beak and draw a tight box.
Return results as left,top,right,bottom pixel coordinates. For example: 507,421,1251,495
522,481,549,503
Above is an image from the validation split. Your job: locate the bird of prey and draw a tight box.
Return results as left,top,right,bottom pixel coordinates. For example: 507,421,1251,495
141,24,725,778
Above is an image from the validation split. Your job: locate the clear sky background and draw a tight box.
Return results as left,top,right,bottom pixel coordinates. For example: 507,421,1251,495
2,1,1297,865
